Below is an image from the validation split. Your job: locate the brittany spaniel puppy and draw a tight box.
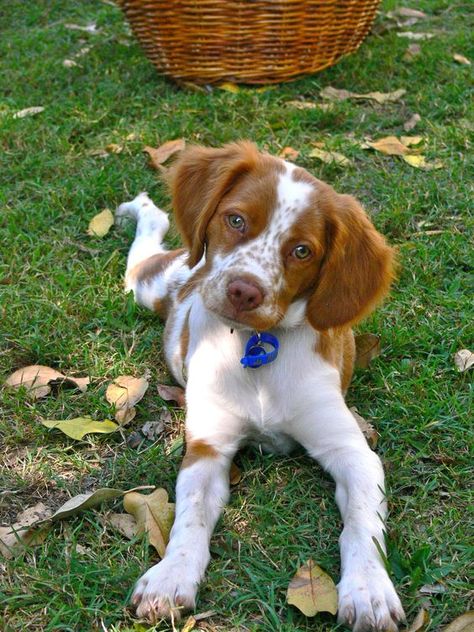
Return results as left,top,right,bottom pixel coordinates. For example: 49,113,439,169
116,141,405,631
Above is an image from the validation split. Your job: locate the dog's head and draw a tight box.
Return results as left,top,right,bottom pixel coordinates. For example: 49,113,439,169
169,141,394,331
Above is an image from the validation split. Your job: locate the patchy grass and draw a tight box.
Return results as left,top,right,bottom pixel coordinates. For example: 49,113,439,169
0,0,472,630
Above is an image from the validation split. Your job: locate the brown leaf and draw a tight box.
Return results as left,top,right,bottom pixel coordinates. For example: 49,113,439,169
4,365,89,399
308,147,352,166
454,349,474,372
106,375,149,425
287,559,338,616
49,488,124,521
350,407,378,449
143,139,185,170
124,488,175,557
406,608,430,632
103,512,137,539
0,503,52,559
442,612,474,632
141,419,166,441
279,146,300,161
419,583,447,595
453,54,471,66
87,208,114,237
354,333,381,368
320,86,406,104
105,143,123,154
403,113,421,132
157,383,186,408
403,44,422,62
367,136,409,156
230,462,242,485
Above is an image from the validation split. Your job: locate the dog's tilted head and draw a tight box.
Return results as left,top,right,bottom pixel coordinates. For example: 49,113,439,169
168,141,394,331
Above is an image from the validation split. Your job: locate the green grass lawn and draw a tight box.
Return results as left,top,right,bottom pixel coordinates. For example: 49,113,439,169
1,0,472,630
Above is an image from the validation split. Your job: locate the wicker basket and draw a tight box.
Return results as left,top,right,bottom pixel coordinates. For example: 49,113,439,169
118,0,381,85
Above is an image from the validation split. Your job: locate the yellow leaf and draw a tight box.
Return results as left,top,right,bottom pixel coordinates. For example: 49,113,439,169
400,135,424,147
442,612,474,632
42,416,118,440
143,139,186,170
0,503,52,559
87,208,114,237
368,136,409,156
287,559,338,616
354,333,381,367
453,53,471,66
4,364,89,399
308,147,352,166
181,616,197,632
105,143,123,154
350,407,378,449
454,349,474,372
406,608,430,632
402,154,443,169
218,82,240,93
123,488,175,557
279,146,300,161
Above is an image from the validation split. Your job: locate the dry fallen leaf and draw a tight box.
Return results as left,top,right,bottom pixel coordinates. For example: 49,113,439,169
87,208,114,237
453,53,471,66
104,512,138,539
367,136,410,156
105,143,123,154
49,488,124,522
279,146,300,161
355,333,381,368
309,147,352,166
403,43,422,62
64,22,100,34
400,135,423,147
0,503,52,559
4,365,89,399
106,375,149,425
157,383,186,408
454,349,474,372
406,608,430,632
13,106,45,119
442,612,474,632
182,616,197,632
397,32,435,40
42,416,118,440
321,86,406,104
388,7,427,19
218,82,240,93
402,154,443,170
419,583,447,595
287,100,318,110
63,59,79,68
123,488,175,557
230,462,242,485
350,407,379,448
141,419,166,441
403,113,421,131
143,139,185,171
287,559,338,617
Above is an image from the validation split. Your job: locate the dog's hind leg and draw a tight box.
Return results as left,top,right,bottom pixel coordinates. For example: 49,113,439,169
116,192,188,317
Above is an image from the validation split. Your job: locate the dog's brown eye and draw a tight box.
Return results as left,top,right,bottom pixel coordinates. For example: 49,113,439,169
293,244,312,260
227,214,245,231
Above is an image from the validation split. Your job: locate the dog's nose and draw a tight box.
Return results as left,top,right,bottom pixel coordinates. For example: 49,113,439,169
227,279,264,312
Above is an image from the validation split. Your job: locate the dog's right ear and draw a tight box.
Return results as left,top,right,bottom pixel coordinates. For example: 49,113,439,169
168,141,259,267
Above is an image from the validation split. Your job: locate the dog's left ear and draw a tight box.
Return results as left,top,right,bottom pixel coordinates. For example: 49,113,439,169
307,191,395,331
168,141,259,267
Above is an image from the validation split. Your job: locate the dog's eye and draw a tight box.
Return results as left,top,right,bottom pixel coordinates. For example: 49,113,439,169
227,214,245,232
292,244,312,260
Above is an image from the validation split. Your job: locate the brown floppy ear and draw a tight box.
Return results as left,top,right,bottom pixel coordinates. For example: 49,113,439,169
307,190,395,331
167,141,259,267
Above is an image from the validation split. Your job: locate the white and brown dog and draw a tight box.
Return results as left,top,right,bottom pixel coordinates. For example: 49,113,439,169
116,141,405,631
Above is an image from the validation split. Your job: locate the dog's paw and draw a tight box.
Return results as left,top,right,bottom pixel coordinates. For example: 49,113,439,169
337,567,405,631
131,558,198,623
115,192,169,229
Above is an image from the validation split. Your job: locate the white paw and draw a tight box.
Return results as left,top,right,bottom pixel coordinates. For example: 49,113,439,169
132,557,198,623
115,192,169,229
337,567,405,631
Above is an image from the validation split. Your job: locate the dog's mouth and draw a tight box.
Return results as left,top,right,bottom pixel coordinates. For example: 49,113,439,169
211,304,282,332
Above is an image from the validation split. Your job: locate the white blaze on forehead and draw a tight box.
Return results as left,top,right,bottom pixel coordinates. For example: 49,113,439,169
278,162,314,216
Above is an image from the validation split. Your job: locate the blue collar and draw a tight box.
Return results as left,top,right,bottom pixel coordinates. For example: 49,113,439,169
240,332,279,368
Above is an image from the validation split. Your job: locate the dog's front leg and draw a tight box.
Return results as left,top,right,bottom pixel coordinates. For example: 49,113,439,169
290,390,405,632
132,437,236,622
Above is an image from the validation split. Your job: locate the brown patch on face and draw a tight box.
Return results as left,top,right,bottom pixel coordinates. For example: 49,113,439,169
316,328,355,395
128,249,186,285
181,439,218,469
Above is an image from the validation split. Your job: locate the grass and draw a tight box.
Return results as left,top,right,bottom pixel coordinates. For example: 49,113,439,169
0,0,473,630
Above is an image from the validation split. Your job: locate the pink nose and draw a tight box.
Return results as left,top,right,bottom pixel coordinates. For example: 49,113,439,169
227,279,264,312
